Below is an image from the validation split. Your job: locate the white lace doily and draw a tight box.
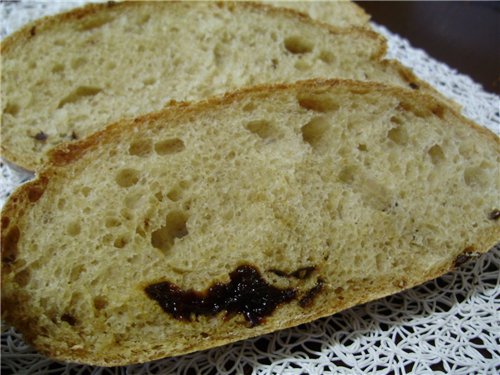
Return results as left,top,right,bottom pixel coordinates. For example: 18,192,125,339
1,2,499,374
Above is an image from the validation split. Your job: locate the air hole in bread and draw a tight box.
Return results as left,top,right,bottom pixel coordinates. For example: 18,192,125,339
182,199,193,211
245,120,279,141
4,102,20,117
124,191,143,209
242,102,256,112
464,166,488,187
151,211,189,255
154,138,185,155
301,116,330,149
1,216,9,229
14,269,31,287
359,178,393,211
294,60,311,71
129,138,153,157
213,43,226,66
77,14,113,31
105,217,121,228
428,145,445,165
284,36,313,54
143,77,156,86
71,57,88,70
136,226,146,238
390,116,403,126
136,13,151,26
114,236,129,249
354,255,362,267
70,265,85,282
81,186,92,198
121,208,134,221
58,86,102,109
66,221,81,236
2,226,20,264
167,187,182,202
61,313,77,326
115,168,140,188
375,253,384,272
102,234,113,245
93,296,108,310
297,92,339,112
106,61,117,70
319,50,335,64
51,63,65,74
387,125,408,146
458,144,474,158
338,166,357,184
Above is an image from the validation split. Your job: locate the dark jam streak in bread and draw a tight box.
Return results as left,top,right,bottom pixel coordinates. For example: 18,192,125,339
145,265,297,326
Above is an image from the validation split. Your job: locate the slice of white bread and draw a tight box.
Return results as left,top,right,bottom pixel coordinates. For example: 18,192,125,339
2,79,499,366
1,1,434,171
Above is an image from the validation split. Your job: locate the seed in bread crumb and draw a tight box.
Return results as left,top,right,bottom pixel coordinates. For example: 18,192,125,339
34,131,48,141
488,209,500,220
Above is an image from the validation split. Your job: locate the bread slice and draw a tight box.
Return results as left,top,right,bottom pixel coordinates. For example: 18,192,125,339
2,79,498,366
264,0,370,27
1,1,434,171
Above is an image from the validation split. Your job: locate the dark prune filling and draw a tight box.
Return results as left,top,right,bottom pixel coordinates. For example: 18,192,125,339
145,265,297,326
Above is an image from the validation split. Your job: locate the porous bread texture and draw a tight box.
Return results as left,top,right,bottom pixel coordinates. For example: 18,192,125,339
2,80,499,366
2,1,427,170
264,0,370,27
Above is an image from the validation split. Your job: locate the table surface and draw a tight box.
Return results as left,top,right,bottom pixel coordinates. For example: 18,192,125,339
356,1,500,95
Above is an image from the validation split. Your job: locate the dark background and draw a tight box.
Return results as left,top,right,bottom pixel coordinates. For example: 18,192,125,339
356,1,500,95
